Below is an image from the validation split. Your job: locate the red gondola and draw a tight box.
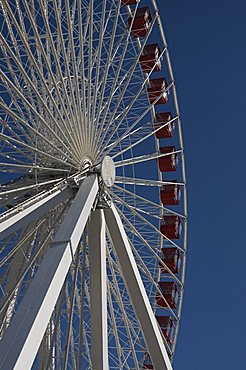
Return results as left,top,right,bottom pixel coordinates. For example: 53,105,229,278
128,7,152,37
160,215,181,239
158,146,178,172
147,78,168,105
142,354,153,369
160,182,180,205
156,282,178,309
139,44,161,73
156,316,174,344
160,247,181,274
154,112,174,139
121,0,138,5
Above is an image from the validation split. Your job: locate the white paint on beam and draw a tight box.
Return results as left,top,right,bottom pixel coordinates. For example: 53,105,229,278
0,175,99,370
0,187,73,240
88,209,108,370
104,203,173,370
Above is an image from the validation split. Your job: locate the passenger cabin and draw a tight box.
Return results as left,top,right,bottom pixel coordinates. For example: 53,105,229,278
160,247,181,274
139,44,161,73
121,0,138,5
158,146,178,172
154,112,174,139
160,215,181,239
128,7,152,37
160,182,180,205
156,281,178,309
156,315,174,344
147,78,168,105
142,355,153,369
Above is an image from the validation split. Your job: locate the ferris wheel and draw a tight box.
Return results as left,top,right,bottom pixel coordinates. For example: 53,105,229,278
0,0,187,369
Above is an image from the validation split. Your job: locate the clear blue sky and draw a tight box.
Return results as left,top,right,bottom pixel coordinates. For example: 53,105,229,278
158,1,246,369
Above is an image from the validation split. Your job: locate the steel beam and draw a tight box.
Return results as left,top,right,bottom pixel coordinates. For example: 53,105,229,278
88,209,108,370
104,204,173,370
0,186,73,240
0,175,99,370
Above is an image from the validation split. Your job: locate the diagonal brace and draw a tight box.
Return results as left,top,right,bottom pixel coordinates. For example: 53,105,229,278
88,209,108,370
0,186,73,240
0,175,99,370
104,203,173,370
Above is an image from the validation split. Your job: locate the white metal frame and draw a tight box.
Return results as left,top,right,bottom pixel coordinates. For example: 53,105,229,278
88,209,108,370
0,175,98,370
0,0,188,367
0,187,73,240
0,177,173,370
105,204,172,370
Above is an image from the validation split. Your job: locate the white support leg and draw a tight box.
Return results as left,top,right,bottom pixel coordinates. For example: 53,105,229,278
88,209,108,370
0,186,73,240
0,175,99,370
104,204,173,370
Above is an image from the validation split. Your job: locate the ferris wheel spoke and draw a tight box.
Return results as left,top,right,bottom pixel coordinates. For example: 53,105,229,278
113,183,186,219
85,0,94,155
0,132,75,170
93,3,141,151
0,163,71,175
0,141,33,165
65,2,86,153
115,148,182,168
30,0,79,143
90,2,121,158
95,16,159,154
0,152,31,167
100,79,172,157
0,45,80,164
0,5,81,161
114,203,183,289
115,176,185,187
37,2,83,157
52,1,84,154
0,99,78,166
77,0,89,158
0,178,63,198
112,192,183,252
112,116,178,160
89,0,107,147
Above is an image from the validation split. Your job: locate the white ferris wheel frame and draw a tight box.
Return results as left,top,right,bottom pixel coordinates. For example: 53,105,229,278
0,0,187,368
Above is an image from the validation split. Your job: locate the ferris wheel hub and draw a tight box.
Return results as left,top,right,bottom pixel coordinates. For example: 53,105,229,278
80,156,93,171
100,156,115,188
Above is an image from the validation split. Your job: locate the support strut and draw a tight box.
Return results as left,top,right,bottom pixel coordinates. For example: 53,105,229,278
0,186,73,240
0,175,99,370
104,204,173,370
88,209,108,370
